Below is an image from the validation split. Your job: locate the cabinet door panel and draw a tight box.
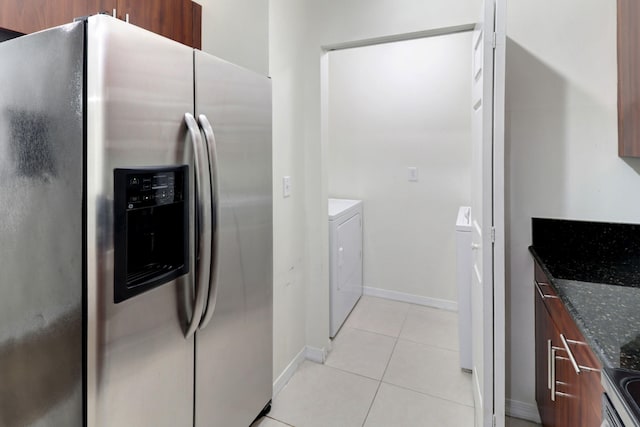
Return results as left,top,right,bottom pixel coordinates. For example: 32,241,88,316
553,353,580,426
0,0,115,34
118,0,193,46
579,370,603,427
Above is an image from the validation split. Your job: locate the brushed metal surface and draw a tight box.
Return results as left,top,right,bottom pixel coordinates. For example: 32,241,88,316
0,22,84,427
86,16,195,427
194,51,273,427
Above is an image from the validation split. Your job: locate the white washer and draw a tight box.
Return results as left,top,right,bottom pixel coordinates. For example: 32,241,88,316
328,198,363,338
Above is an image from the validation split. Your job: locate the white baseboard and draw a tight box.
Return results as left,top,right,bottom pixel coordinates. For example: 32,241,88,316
272,344,330,398
305,344,328,364
363,286,458,311
506,399,541,424
272,347,306,398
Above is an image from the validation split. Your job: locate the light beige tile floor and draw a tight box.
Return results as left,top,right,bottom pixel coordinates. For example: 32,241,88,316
254,296,540,427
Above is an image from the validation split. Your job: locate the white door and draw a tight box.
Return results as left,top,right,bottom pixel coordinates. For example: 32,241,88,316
470,0,506,426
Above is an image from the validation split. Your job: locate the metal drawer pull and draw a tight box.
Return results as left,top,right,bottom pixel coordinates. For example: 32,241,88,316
560,335,601,373
534,280,559,299
560,334,581,374
578,365,600,373
547,339,552,390
551,347,556,401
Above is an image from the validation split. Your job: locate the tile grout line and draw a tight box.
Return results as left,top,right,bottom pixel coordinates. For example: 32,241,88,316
320,361,386,383
379,379,475,409
263,415,296,427
360,372,384,427
378,306,473,411
360,306,412,427
396,335,461,353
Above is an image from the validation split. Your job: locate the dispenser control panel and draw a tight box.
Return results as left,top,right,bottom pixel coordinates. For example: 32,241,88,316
125,170,185,209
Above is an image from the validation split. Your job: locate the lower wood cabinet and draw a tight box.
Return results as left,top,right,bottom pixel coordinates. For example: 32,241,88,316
534,261,603,426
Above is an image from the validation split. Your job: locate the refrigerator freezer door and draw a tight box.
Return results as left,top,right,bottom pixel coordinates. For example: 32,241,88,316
86,16,196,427
0,22,85,427
194,51,273,427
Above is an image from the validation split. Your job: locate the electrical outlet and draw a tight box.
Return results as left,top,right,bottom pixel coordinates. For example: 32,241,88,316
408,167,418,182
283,176,291,197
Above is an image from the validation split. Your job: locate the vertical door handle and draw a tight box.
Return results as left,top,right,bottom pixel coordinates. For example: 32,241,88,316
197,114,221,330
184,113,213,339
338,247,344,266
547,339,552,390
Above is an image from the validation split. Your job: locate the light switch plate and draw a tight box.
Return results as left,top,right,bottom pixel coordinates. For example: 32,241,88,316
283,176,291,197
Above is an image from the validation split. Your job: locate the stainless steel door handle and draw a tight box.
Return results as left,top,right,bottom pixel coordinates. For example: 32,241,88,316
197,114,220,330
184,113,213,339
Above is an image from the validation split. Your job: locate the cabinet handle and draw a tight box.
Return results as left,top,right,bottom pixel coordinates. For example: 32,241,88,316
547,339,552,390
125,13,130,23
562,336,601,373
560,334,581,375
112,8,117,18
550,347,556,401
555,391,572,398
534,280,559,300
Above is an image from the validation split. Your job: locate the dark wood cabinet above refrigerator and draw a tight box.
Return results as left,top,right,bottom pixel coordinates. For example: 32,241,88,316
0,0,202,49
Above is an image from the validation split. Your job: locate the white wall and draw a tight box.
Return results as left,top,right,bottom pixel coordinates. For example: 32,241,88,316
269,0,311,386
197,0,269,75
270,0,479,384
505,0,638,418
327,33,472,303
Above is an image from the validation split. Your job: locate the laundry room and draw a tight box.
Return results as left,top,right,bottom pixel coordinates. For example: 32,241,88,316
325,31,473,335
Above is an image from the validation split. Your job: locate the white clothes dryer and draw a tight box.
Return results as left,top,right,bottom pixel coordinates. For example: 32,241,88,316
328,198,363,338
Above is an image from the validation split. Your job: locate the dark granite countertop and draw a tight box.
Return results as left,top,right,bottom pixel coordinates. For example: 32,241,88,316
530,247,640,370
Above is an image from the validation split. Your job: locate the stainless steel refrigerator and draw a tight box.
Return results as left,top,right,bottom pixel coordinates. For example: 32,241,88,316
0,15,272,427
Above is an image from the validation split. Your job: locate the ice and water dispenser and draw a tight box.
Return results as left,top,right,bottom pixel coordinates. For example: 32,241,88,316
113,166,189,303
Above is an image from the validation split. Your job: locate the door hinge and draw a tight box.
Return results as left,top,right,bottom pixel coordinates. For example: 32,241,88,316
490,226,496,243
491,32,497,49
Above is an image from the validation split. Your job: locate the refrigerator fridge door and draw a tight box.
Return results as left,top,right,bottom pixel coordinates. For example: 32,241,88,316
86,16,196,427
194,51,273,426
0,22,85,427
